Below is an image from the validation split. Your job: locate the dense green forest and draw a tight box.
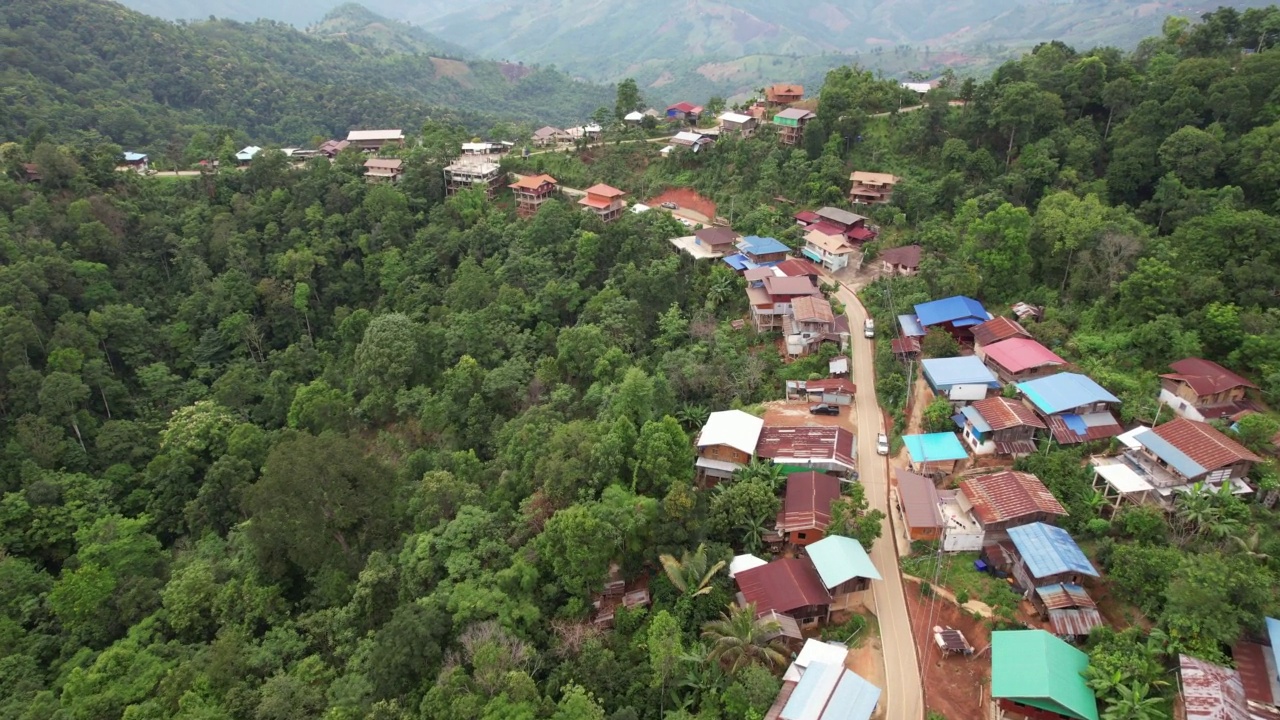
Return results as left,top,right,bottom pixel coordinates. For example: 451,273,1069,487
4,4,1280,720
0,0,613,162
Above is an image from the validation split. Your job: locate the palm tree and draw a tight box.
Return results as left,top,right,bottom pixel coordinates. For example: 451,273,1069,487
707,274,736,308
734,456,784,490
676,402,709,433
701,603,789,674
1101,682,1165,720
659,544,727,597
1083,666,1133,701
739,512,772,554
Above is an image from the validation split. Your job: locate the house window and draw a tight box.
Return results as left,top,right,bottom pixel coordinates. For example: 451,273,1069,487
797,532,807,540
801,617,816,625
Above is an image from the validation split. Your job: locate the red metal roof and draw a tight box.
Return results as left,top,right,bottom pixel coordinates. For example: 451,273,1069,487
811,221,847,237
774,257,823,278
668,101,699,113
778,472,842,532
1150,417,1261,471
1179,655,1250,720
757,426,856,470
892,337,921,355
1233,640,1277,705
762,275,822,298
803,378,856,395
983,338,1066,374
895,469,943,529
847,226,875,242
971,396,1046,431
1162,358,1257,396
879,244,922,269
960,471,1065,526
972,317,1031,347
735,558,831,614
794,210,821,224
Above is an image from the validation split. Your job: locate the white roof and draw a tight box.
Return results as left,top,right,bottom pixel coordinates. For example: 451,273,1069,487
461,142,489,151
783,639,850,683
624,111,644,121
829,357,849,375
660,146,674,155
901,82,933,93
584,123,602,132
235,146,262,160
347,129,404,141
1092,461,1154,494
673,131,707,143
696,457,741,473
630,203,651,213
1116,425,1150,450
719,112,754,124
697,410,764,455
728,554,768,579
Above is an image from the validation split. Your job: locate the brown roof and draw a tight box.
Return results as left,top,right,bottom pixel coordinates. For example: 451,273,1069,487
1046,414,1124,444
735,558,831,614
363,158,403,170
777,472,842,532
774,258,823,278
1233,640,1277,706
532,126,564,139
762,275,821,298
959,471,1066,526
791,296,835,324
895,469,943,529
803,378,856,395
746,286,772,306
1162,358,1257,397
971,396,1047,431
756,426,856,470
695,226,741,246
1150,417,1261,471
892,337,921,355
1179,655,1250,720
850,171,900,185
583,183,625,198
509,173,557,190
767,84,804,98
971,317,1031,346
879,244,922,269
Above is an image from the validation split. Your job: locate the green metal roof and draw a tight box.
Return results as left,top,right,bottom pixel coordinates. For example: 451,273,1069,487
991,630,1099,720
806,535,882,589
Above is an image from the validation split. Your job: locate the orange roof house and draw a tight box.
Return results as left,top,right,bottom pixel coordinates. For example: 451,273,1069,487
509,174,558,218
578,183,627,223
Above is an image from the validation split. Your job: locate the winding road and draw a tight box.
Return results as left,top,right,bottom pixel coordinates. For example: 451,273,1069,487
833,281,926,720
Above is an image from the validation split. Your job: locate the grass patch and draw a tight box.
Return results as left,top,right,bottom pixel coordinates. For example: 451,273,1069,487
900,551,1008,604
821,610,876,648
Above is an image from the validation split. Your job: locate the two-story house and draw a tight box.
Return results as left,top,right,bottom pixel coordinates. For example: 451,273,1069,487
346,129,404,152
959,396,1047,457
666,102,703,123
748,275,821,331
848,171,900,205
773,108,816,146
783,296,849,357
802,228,861,272
1159,357,1257,421
1017,373,1123,445
694,410,764,482
718,112,758,137
913,295,991,341
813,206,877,245
363,158,404,183
578,184,627,223
509,174,558,217
1124,417,1261,505
765,83,804,107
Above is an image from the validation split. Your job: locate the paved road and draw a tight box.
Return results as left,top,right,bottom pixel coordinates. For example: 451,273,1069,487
833,281,926,720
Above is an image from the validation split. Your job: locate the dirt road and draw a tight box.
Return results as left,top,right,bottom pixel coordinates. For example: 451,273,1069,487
833,281,926,720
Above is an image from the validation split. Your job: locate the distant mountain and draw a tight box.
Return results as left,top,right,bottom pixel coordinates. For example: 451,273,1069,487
306,3,473,58
0,0,613,150
113,0,461,25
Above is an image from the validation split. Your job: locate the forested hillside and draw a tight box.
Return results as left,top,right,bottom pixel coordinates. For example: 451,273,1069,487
4,5,1280,720
0,0,612,158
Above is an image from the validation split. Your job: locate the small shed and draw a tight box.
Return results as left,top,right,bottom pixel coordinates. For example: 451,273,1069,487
921,356,1001,403
903,432,969,475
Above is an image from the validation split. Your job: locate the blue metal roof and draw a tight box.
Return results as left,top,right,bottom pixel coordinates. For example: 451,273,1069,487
962,405,991,433
1132,429,1207,479
1267,617,1280,682
738,235,790,255
807,535,881,589
898,314,926,338
722,253,751,271
1017,373,1119,414
922,356,1000,390
821,667,882,720
914,296,989,327
782,661,881,720
1007,523,1098,580
904,433,969,462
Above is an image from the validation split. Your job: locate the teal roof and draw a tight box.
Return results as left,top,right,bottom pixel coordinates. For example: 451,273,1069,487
807,535,881,589
992,630,1099,720
903,432,969,462
1017,373,1119,415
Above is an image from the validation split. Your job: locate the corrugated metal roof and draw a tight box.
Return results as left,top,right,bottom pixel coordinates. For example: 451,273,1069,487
922,356,1001,389
757,427,856,471
729,554,768,579
736,558,831,615
971,396,1046,431
782,661,844,720
1164,358,1257,396
895,469,943,529
879,244,921,268
1233,637,1277,706
983,338,1067,374
815,206,866,228
914,296,989,327
991,630,1100,720
1047,608,1104,638
1047,413,1123,444
1179,654,1249,720
122,152,147,162
806,535,881,589
775,107,816,120
792,296,835,324
1268,617,1280,689
740,235,792,255
779,472,843,533
697,410,764,455
1035,583,1096,610
962,405,992,433
903,433,969,462
1140,418,1261,475
898,314,926,338
1007,523,1098,579
972,316,1031,346
820,667,881,720
960,472,1066,526
1018,373,1119,414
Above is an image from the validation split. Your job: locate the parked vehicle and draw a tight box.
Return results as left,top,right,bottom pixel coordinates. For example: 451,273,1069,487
809,404,840,416
660,201,678,209
863,318,875,338
876,433,889,455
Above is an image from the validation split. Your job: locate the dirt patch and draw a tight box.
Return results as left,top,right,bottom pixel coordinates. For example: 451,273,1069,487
646,188,717,221
649,71,676,88
430,57,472,86
497,62,532,82
696,59,748,82
904,579,992,720
762,400,845,429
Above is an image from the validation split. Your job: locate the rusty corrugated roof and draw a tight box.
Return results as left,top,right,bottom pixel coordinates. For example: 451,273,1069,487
1179,654,1249,720
1164,358,1257,396
757,426,856,470
960,471,1065,526
972,396,1046,431
972,316,1030,346
1150,417,1261,472
778,472,842,533
735,558,831,614
1047,608,1103,638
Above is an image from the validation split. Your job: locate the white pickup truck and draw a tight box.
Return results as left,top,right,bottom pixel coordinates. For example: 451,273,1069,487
863,318,875,338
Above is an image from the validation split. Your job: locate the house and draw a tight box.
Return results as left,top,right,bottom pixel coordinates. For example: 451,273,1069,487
461,141,507,155
794,210,822,227
734,557,832,626
895,469,944,542
786,378,856,405
1159,357,1257,421
319,139,350,157
693,227,741,256
1006,522,1098,589
958,396,1047,457
1031,583,1103,641
773,108,817,146
1017,373,1123,445
728,554,768,579
902,432,969,476
623,111,645,124
879,244,922,276
913,296,991,339
848,171,900,205
898,314,927,341
892,336,922,360
766,84,805,106
736,235,792,265
718,112,758,137
774,257,824,282
670,131,714,152
959,471,1066,538
346,129,404,152
777,472,843,546
565,124,603,140
775,660,881,720
991,630,1100,720
120,152,149,172
982,338,1068,383
1122,417,1261,505
509,174,558,218
578,184,627,223
235,146,263,164
1230,617,1280,713
802,228,861,272
532,126,568,146
363,158,404,183
921,356,1001,404
695,409,764,481
901,81,935,94
806,535,881,612
19,163,42,183
972,317,1032,358
666,102,703,122
757,426,857,477
747,275,820,331
829,356,850,377
1176,655,1258,720
783,296,850,357
444,158,503,199
814,206,877,244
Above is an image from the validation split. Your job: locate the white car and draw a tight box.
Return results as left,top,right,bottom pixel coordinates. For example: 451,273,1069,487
864,318,875,338
876,433,889,455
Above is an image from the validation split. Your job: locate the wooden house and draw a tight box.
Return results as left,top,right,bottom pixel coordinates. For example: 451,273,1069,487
776,472,842,546
894,469,943,542
509,174,558,217
718,112,758,137
805,535,881,612
734,558,832,627
1159,357,1257,422
879,244,921,276
1006,522,1099,589
747,274,821,332
959,396,1046,457
694,410,763,482
1017,373,1123,445
346,129,405,152
578,184,627,223
765,84,804,107
363,158,404,183
982,338,1067,384
848,171,900,205
773,108,816,146
959,471,1066,538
